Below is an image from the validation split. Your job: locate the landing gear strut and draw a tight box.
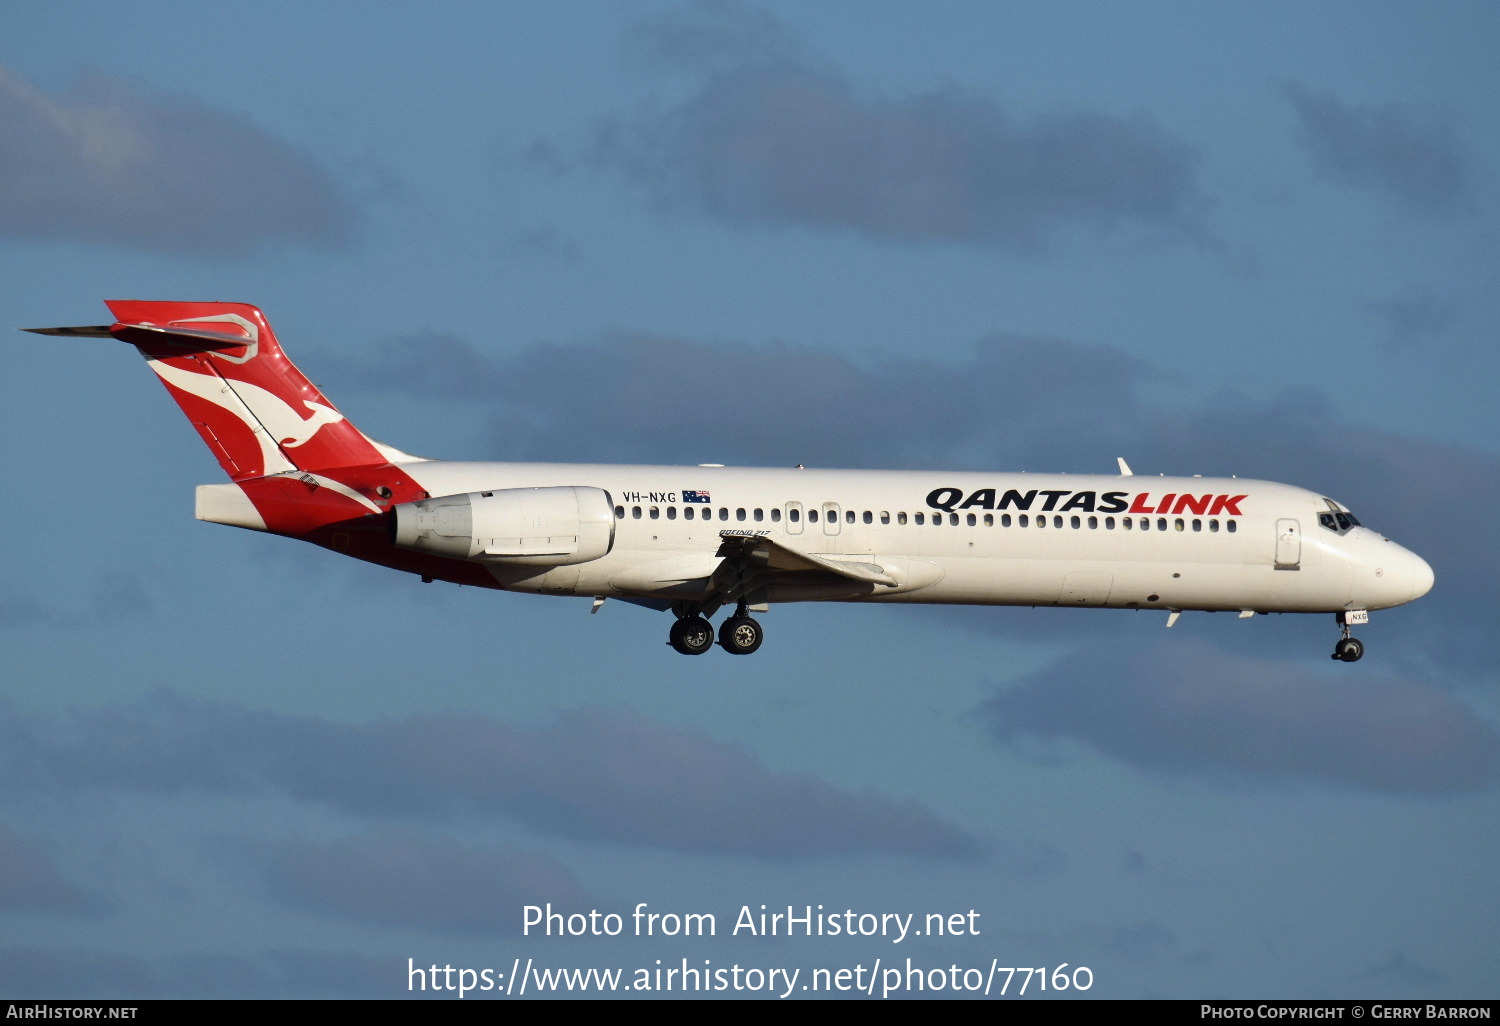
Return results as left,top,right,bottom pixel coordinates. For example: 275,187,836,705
1332,613,1365,662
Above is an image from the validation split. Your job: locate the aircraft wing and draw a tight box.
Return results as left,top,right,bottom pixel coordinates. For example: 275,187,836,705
715,530,899,585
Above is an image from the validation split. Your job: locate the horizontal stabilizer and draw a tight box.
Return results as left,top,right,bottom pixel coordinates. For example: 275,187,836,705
22,325,114,337
24,321,255,352
111,322,260,351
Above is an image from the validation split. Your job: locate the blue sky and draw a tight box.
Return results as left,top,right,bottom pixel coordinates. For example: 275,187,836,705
2,0,1496,999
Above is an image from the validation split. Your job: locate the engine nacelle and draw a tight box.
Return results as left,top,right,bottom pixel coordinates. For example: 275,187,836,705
391,486,615,566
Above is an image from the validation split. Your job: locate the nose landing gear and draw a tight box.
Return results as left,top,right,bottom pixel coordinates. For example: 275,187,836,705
1332,610,1367,662
1333,636,1364,662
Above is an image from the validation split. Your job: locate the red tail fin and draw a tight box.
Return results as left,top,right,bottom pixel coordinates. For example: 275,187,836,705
103,301,387,481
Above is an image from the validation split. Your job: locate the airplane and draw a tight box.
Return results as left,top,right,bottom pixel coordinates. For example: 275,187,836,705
24,300,1433,661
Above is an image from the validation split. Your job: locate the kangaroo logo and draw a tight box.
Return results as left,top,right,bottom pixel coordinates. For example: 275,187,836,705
281,401,344,447
148,359,348,477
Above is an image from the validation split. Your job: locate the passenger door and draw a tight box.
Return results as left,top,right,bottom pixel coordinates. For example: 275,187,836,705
1275,518,1301,569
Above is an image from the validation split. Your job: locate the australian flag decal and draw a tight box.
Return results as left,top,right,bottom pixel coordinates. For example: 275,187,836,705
683,490,711,503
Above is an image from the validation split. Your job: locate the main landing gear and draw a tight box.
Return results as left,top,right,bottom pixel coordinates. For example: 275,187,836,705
1332,611,1366,662
668,605,764,655
668,615,715,655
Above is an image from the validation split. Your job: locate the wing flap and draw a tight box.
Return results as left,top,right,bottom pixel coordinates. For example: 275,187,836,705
716,530,899,586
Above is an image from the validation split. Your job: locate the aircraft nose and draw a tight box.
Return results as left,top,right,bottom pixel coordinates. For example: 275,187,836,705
1408,551,1435,602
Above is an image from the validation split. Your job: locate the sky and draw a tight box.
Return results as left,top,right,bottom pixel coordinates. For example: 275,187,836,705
1,0,1497,1001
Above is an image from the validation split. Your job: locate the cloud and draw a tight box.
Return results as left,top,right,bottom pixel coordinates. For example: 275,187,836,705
0,946,395,999
595,66,1200,249
0,824,109,916
325,334,506,402
220,828,592,936
980,639,1500,793
0,65,356,257
1279,82,1467,210
1,692,983,863
592,4,1200,248
1358,950,1450,994
341,327,1496,668
1368,292,1462,349
0,571,151,630
620,0,809,79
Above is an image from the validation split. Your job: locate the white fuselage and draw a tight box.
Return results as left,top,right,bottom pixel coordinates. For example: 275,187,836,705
383,461,1433,616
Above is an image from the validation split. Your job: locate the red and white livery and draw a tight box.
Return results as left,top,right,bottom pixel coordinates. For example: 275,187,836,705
26,301,1433,659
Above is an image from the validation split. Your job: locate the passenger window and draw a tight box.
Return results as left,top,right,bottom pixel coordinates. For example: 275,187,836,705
1038,515,1047,528
1019,514,1029,527
1001,514,1011,527
789,508,800,523
1105,517,1115,529
880,511,890,524
1071,516,1081,529
1174,518,1184,531
614,506,624,519
847,510,856,524
983,514,993,527
684,507,694,520
649,507,660,520
1157,518,1167,531
1210,519,1219,532
666,507,677,520
1227,521,1237,533
771,508,781,522
948,513,958,526
897,512,907,525
809,509,819,523
1192,519,1201,532
1053,516,1063,529
1139,518,1149,531
736,508,746,521
863,511,873,524
632,506,642,519
915,512,925,525
753,508,763,522
967,513,977,526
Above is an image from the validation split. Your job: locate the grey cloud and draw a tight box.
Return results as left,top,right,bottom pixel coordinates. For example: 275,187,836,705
325,334,506,402
220,828,592,936
0,949,160,999
1358,950,1450,994
0,65,356,257
1,693,983,863
1280,82,1467,210
596,66,1201,248
1369,292,1461,348
980,639,1500,793
0,824,110,916
0,571,151,630
0,946,395,999
621,0,810,79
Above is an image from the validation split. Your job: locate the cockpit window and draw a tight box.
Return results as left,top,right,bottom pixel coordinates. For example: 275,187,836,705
1318,511,1361,534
